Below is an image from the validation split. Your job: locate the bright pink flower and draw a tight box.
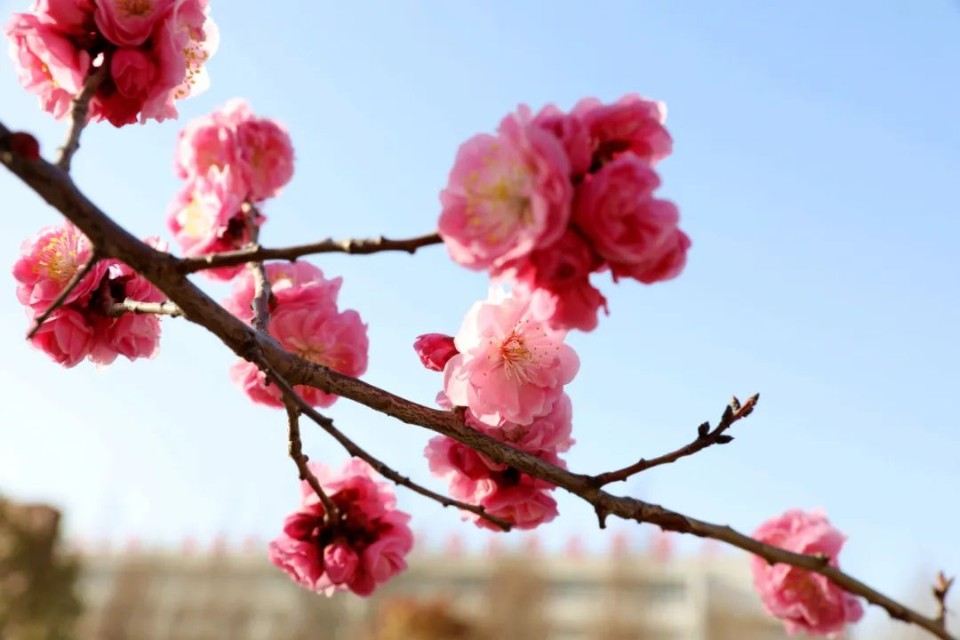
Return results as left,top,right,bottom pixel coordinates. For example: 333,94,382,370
268,458,414,597
12,223,106,313
438,106,573,271
31,0,96,36
174,106,239,180
94,0,175,47
751,510,864,637
90,47,159,126
88,268,165,364
28,308,94,367
224,261,342,324
533,104,592,178
573,155,689,284
413,333,458,372
573,93,672,167
424,436,558,531
4,13,92,119
231,290,368,409
467,392,574,456
500,229,608,332
234,114,295,201
443,289,579,425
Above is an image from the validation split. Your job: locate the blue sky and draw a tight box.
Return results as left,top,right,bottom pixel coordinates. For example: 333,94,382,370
1,0,958,632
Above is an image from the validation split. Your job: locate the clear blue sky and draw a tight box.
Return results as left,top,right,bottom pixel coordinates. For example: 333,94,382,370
1,0,958,632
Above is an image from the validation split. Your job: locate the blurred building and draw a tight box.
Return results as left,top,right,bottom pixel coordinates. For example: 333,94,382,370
73,532,791,640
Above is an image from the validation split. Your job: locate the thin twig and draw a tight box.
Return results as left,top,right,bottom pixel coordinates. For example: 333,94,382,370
591,394,759,486
935,571,955,629
26,253,101,339
283,398,339,522
244,203,272,334
56,64,108,172
107,300,184,318
177,232,442,274
0,117,953,640
260,359,512,532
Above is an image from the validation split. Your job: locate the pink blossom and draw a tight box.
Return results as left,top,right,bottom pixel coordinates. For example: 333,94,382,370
268,458,414,596
94,0,175,47
12,223,106,313
91,47,160,126
224,261,342,324
31,0,96,36
88,269,165,364
4,13,92,119
231,291,368,409
573,155,688,284
573,93,673,167
751,510,864,637
500,229,608,332
28,308,94,367
234,114,295,201
424,436,558,530
174,106,239,180
413,333,458,372
533,104,592,178
438,106,573,271
467,392,574,456
443,288,579,425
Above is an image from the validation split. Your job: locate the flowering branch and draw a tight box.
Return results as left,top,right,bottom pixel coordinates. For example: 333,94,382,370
55,64,108,172
26,253,101,339
283,398,339,523
0,118,954,640
177,232,443,274
590,393,759,486
106,300,183,317
260,358,512,531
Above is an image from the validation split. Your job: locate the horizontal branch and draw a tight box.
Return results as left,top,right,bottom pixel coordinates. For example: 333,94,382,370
108,300,184,318
177,232,443,273
0,116,952,640
591,393,759,486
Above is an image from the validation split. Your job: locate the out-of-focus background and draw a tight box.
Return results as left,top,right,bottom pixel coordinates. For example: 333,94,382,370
1,1,958,638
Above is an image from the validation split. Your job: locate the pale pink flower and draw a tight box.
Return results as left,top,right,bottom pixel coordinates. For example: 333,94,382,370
94,0,175,47
573,93,673,167
224,261,342,324
424,436,559,531
573,154,689,284
174,106,240,181
467,392,574,456
413,333,458,372
751,510,864,637
4,12,92,119
234,114,295,201
268,458,414,597
438,106,573,270
13,222,106,313
231,290,368,409
533,104,592,178
443,288,579,426
499,229,607,332
28,308,94,367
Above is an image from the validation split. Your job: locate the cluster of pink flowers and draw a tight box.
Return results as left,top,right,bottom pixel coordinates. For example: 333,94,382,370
5,0,218,126
12,222,166,366
417,288,579,529
167,98,294,280
269,458,414,596
751,509,864,637
438,95,689,332
225,261,368,409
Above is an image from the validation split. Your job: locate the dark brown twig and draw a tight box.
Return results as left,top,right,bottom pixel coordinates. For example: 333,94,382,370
56,64,108,172
935,571,955,629
0,116,953,640
591,394,759,486
283,399,338,522
107,300,184,318
26,253,101,339
177,232,443,273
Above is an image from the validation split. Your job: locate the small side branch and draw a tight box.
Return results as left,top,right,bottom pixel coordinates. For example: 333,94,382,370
591,394,759,486
56,65,107,172
178,232,443,273
935,571,955,629
107,300,184,318
283,399,339,523
26,254,101,339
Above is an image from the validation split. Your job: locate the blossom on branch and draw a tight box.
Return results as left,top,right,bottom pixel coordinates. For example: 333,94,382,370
269,458,414,596
412,333,458,372
750,509,864,637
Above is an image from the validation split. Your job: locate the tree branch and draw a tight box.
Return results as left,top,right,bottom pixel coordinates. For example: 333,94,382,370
26,253,101,339
0,116,953,640
56,64,107,172
177,232,443,273
283,398,339,523
107,300,184,318
243,203,272,334
590,393,759,486
935,571,955,630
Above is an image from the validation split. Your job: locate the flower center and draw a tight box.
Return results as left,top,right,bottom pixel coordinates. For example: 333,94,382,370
497,330,538,383
35,236,78,283
177,198,212,238
117,0,154,17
